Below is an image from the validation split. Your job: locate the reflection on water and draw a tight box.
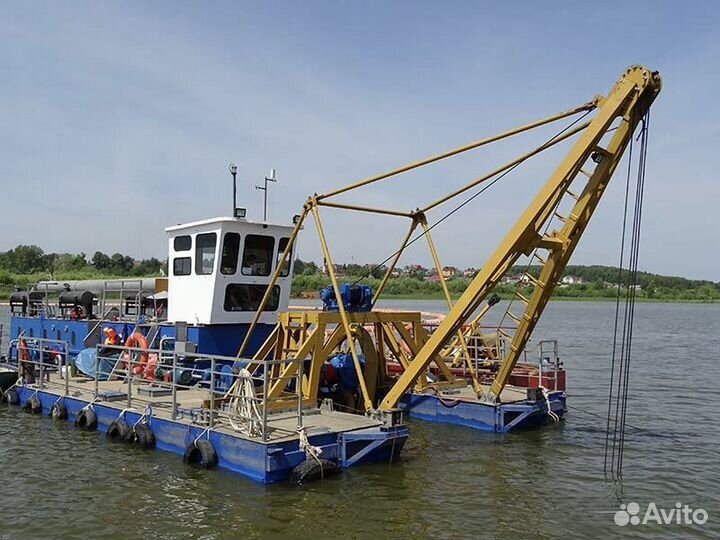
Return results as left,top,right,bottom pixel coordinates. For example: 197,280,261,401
1,302,719,539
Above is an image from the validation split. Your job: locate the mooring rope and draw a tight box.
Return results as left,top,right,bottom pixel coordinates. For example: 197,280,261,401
540,386,560,423
298,427,324,478
227,368,263,436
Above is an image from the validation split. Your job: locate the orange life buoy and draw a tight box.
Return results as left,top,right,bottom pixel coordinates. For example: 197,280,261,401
123,332,149,375
18,338,30,362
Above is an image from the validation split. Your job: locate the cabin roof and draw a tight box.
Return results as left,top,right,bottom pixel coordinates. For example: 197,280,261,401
165,216,293,233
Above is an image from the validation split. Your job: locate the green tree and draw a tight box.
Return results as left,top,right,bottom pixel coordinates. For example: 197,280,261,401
92,251,112,270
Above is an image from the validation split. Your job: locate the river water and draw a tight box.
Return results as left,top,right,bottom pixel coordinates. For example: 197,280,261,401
1,301,718,539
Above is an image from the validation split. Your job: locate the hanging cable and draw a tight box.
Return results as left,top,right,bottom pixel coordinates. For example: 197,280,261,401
604,111,634,475
604,110,650,479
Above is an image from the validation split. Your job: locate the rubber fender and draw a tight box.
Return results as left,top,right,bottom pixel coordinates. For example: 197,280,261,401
289,458,341,485
51,401,68,420
183,439,218,469
106,419,132,442
23,396,42,414
75,408,98,430
4,389,19,406
131,423,156,450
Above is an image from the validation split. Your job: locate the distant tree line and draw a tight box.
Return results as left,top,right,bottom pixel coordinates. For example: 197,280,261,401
0,244,164,287
0,246,717,303
290,259,720,302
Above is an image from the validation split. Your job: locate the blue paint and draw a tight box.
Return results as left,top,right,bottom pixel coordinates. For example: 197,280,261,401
401,392,566,432
9,315,276,360
14,386,408,484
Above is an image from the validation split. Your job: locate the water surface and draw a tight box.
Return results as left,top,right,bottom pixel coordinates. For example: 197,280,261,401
1,302,718,539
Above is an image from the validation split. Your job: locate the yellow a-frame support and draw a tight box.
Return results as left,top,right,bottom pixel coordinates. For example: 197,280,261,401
244,310,461,410
237,65,661,413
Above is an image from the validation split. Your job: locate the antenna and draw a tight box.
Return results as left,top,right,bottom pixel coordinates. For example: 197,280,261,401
255,168,277,221
228,163,246,219
229,163,238,216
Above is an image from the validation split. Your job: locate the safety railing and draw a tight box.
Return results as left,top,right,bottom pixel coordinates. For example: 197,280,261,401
92,344,305,442
536,339,561,391
29,283,56,318
421,321,563,390
7,338,72,395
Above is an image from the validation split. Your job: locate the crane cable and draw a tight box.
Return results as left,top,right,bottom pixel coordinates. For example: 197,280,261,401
604,109,650,479
351,109,594,286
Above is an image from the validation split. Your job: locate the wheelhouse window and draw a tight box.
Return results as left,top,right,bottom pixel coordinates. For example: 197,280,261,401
173,257,191,276
174,235,191,252
277,237,292,277
195,233,217,275
220,232,241,275
241,235,274,276
224,284,280,312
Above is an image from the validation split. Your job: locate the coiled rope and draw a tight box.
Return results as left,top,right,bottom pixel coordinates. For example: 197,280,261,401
227,368,263,436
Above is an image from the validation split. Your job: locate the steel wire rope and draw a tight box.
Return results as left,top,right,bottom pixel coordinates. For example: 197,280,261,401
350,109,594,287
605,110,650,478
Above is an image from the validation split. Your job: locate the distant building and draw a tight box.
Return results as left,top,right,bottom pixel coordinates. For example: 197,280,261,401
322,261,344,276
502,274,529,285
561,275,584,285
463,268,478,278
405,264,428,277
442,266,459,278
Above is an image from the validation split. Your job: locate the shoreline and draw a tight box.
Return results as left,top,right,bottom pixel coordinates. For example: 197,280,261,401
291,295,718,304
1,297,718,307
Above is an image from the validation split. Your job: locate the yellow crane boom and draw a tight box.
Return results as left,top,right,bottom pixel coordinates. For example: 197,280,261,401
379,65,661,409
238,65,661,415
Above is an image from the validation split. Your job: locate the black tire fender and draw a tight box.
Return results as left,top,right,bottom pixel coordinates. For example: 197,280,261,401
106,419,132,442
5,389,19,406
131,423,156,450
183,439,218,469
51,401,68,420
75,407,98,430
289,458,341,485
23,395,42,414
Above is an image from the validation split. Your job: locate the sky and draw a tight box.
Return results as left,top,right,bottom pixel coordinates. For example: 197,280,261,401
0,1,718,280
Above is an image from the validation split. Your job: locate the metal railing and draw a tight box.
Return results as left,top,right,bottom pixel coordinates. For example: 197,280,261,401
91,344,306,441
3,338,71,394
11,338,306,441
421,321,563,389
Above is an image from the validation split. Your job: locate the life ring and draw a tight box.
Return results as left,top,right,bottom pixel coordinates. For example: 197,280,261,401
144,353,159,382
75,407,98,430
123,332,149,375
18,338,30,362
183,440,218,469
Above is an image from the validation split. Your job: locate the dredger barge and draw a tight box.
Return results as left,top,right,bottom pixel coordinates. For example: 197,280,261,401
0,66,660,483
